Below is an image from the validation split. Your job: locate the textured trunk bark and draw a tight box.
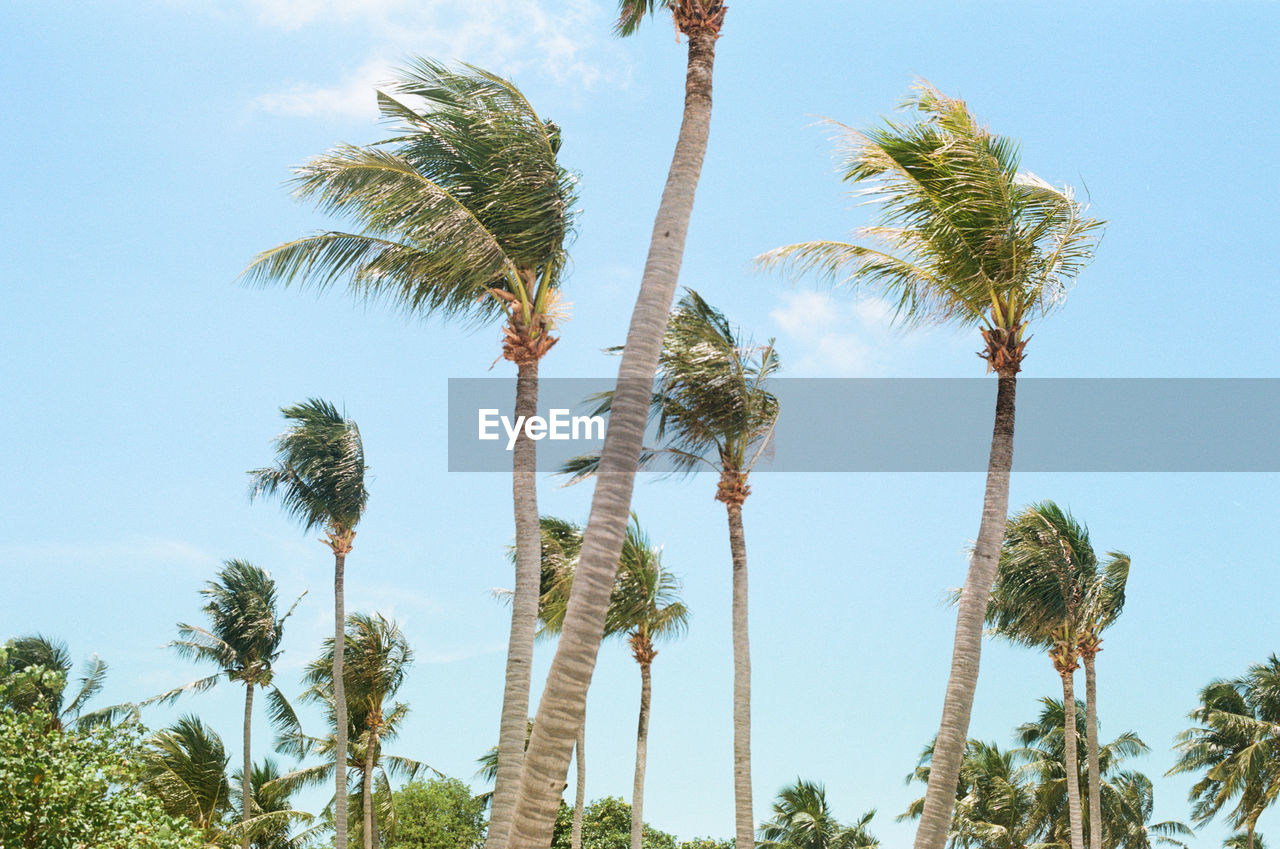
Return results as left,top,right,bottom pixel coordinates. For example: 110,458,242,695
726,502,753,849
363,742,376,849
572,724,586,849
1083,652,1101,849
334,549,349,849
488,359,542,849
913,375,1017,849
506,29,719,849
631,661,652,849
241,683,254,849
1062,668,1085,849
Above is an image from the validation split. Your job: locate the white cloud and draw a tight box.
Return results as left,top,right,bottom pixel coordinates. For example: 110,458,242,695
245,0,622,120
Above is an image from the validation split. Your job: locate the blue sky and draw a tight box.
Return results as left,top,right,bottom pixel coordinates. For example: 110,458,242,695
3,0,1279,845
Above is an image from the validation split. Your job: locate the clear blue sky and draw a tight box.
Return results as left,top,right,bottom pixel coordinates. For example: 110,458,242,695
3,1,1279,845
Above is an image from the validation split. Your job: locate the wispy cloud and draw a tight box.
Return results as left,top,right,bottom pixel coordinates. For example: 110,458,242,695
243,0,624,120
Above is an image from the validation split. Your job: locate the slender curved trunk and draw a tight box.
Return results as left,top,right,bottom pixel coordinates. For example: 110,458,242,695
334,550,349,849
572,724,586,849
1083,652,1101,849
631,660,652,849
1061,668,1085,849
489,360,543,849
363,740,376,849
241,684,254,849
1249,824,1256,849
913,374,1017,849
506,29,719,849
725,502,753,849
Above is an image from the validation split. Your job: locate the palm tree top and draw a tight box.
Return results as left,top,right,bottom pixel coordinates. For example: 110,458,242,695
242,59,578,335
607,518,690,644
615,0,727,38
757,82,1104,373
249,398,368,540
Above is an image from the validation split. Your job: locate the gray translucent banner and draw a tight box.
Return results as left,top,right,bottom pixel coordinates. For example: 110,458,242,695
447,378,1280,472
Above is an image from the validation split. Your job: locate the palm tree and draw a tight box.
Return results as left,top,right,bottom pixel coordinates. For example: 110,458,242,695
231,759,317,849
986,503,1099,849
0,634,136,729
250,398,368,849
508,1,729,841
155,559,303,849
759,779,878,849
139,715,233,842
563,289,778,848
275,612,432,849
1169,659,1280,849
242,62,577,849
758,85,1104,849
605,520,690,849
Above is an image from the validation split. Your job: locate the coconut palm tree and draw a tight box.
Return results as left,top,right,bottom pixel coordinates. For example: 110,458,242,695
153,560,303,849
241,62,577,849
758,85,1104,849
563,289,778,847
139,715,233,842
250,398,368,849
603,521,690,849
1169,659,1280,849
0,634,137,729
759,779,878,849
508,1,730,841
986,502,1099,849
275,612,432,849
231,759,317,849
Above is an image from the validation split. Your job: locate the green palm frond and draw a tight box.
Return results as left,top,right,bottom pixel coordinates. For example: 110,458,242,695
140,715,232,833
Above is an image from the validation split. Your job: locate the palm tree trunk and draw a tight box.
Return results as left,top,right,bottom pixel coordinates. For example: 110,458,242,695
334,550,349,849
488,359,543,849
1083,652,1102,849
631,660,652,849
1061,668,1085,849
726,502,753,849
913,374,1017,849
506,29,720,849
241,684,254,849
573,723,586,849
363,742,376,849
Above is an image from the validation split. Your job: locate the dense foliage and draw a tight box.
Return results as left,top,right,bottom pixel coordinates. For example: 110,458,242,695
386,777,487,849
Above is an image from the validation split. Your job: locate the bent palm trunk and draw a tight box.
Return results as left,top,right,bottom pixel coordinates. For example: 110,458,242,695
334,550,349,849
725,501,753,849
1083,652,1101,849
506,30,720,849
489,360,543,849
242,684,254,849
631,661,652,849
1061,668,1085,849
913,374,1017,849
573,724,586,849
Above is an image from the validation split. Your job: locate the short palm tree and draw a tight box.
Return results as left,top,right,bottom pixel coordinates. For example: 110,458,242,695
759,85,1104,849
605,520,689,849
275,612,432,849
1169,659,1280,849
759,779,878,849
508,1,731,842
0,634,136,729
564,289,777,849
139,715,233,842
154,559,302,849
242,62,577,849
232,758,317,849
250,398,368,849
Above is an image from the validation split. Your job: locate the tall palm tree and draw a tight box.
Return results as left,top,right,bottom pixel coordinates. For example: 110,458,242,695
1169,659,1280,849
155,559,303,849
605,520,690,849
563,289,778,848
275,612,432,849
250,398,368,849
986,502,1099,849
1,634,136,729
1079,552,1129,849
139,715,233,842
242,62,577,849
758,84,1104,849
508,2,729,842
759,779,878,849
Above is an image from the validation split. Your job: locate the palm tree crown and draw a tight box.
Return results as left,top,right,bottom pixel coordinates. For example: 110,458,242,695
759,779,878,849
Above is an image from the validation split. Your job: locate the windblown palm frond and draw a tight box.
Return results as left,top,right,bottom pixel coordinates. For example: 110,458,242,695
140,715,233,835
1,634,138,729
760,778,879,849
